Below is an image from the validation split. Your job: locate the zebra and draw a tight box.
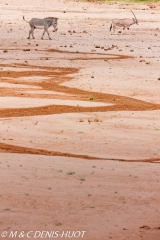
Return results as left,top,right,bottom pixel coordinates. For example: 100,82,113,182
110,10,138,35
23,16,58,40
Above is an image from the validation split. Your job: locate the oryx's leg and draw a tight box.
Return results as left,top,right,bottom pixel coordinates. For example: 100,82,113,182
112,25,116,35
121,26,125,35
127,27,131,35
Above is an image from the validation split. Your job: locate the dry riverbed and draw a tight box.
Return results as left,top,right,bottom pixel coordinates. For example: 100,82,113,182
0,0,160,239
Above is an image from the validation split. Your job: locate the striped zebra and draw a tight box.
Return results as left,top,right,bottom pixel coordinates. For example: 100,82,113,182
23,16,58,40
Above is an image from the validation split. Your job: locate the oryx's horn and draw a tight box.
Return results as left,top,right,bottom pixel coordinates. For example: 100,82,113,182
130,10,138,24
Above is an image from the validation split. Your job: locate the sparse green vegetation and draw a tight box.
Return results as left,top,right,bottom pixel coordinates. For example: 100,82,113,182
80,177,86,181
55,222,62,226
67,171,75,175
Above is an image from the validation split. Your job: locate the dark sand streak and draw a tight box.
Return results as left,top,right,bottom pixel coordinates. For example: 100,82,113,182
0,142,159,163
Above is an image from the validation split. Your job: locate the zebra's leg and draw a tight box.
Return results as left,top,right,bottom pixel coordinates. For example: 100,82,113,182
46,28,52,40
41,29,46,40
27,29,32,39
28,26,35,39
31,28,35,39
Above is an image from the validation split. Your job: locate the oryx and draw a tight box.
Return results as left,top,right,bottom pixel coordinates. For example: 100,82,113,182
23,16,58,40
110,10,138,35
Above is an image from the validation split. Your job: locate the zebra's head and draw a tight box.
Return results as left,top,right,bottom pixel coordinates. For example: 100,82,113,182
52,18,58,31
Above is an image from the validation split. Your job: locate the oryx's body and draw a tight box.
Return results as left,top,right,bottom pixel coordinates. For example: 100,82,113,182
110,11,138,34
23,16,58,40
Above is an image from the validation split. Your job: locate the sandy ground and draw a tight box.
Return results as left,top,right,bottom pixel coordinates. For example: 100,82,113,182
0,0,160,239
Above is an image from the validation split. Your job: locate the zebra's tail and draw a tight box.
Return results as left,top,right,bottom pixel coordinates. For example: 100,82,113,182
23,16,29,23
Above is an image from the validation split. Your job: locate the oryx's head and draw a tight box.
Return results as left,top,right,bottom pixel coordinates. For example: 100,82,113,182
133,18,138,25
131,10,138,25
